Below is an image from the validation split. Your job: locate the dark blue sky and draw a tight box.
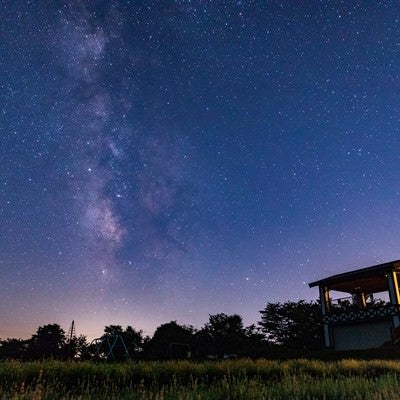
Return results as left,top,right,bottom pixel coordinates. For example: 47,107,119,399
2,1,400,338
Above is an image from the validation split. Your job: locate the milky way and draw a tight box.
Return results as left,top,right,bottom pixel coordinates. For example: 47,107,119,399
2,1,400,338
48,3,201,289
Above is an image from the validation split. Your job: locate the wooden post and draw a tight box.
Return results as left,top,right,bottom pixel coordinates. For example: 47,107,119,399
319,285,332,347
387,271,400,328
358,293,367,308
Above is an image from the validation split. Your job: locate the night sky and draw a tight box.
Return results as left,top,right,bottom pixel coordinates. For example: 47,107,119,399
2,1,400,339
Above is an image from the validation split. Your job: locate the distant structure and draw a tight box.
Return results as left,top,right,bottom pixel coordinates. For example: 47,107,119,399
309,260,400,350
90,334,130,361
65,320,77,359
67,320,76,342
168,342,191,359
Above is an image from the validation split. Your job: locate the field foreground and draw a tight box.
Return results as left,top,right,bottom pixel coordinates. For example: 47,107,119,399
1,358,400,399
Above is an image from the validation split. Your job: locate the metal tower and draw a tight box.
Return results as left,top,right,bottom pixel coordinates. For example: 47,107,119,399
67,320,76,342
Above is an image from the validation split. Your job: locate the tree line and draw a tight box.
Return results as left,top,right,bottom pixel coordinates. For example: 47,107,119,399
0,300,323,361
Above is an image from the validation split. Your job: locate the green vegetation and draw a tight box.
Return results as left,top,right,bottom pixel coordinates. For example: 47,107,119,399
2,358,400,399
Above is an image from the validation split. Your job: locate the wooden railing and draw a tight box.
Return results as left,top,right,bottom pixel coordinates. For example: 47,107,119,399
323,304,400,324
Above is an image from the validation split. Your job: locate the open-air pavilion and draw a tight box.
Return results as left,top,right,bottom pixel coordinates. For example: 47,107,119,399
309,260,400,350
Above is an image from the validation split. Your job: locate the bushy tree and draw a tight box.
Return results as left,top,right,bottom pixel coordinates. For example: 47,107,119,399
259,300,323,349
242,324,267,356
27,324,66,359
196,313,247,357
64,334,88,359
0,338,28,359
124,326,145,356
144,321,195,360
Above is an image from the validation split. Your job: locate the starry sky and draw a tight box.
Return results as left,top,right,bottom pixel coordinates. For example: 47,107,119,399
2,1,400,339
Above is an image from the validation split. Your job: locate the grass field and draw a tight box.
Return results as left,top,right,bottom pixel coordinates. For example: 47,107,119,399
2,358,400,399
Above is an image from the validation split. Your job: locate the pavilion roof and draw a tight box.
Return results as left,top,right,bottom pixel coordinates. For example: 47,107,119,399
309,260,400,294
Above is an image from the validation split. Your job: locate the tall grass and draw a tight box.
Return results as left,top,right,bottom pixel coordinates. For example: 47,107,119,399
1,359,400,399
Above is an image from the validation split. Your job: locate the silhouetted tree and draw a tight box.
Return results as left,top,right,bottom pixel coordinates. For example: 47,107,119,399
64,334,88,359
144,321,195,360
103,325,123,335
27,324,66,359
0,338,28,359
242,324,267,356
124,326,145,356
259,300,323,349
196,314,246,357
